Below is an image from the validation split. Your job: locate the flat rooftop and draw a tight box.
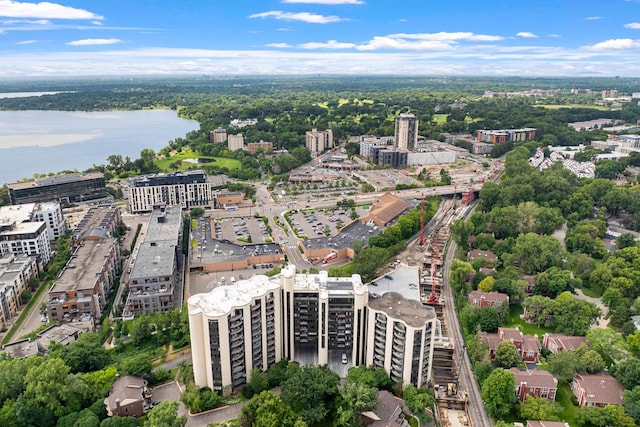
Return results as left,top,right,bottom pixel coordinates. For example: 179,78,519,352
143,206,182,243
7,172,104,189
49,239,117,294
131,240,176,278
188,274,281,318
1,339,39,359
0,203,35,227
370,264,420,302
367,291,436,328
36,324,81,347
287,266,366,294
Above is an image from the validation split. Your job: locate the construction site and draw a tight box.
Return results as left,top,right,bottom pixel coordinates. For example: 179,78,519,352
409,196,475,426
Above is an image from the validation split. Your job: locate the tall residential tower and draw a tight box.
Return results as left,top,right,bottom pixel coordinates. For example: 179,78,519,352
395,113,419,151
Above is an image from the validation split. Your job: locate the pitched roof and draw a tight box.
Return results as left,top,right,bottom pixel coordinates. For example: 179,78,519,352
107,375,149,413
543,333,586,352
468,290,509,304
511,368,557,389
361,192,410,226
468,249,497,261
574,373,625,405
499,327,524,341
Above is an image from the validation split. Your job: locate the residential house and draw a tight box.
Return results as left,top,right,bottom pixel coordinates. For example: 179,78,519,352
510,368,558,401
467,249,498,267
467,290,509,308
523,275,535,295
482,327,541,362
542,333,587,354
361,390,409,427
571,373,625,407
105,375,152,418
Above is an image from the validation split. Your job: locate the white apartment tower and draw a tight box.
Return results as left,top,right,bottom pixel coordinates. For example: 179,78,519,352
228,134,245,152
395,113,419,151
188,265,437,395
305,128,334,157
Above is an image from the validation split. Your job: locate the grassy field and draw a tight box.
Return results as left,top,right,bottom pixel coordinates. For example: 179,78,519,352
506,305,554,336
535,104,611,111
556,382,579,426
155,151,241,172
433,113,448,124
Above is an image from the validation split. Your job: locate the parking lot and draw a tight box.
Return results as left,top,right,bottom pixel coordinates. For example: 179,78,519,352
213,216,272,244
354,169,422,191
287,206,369,238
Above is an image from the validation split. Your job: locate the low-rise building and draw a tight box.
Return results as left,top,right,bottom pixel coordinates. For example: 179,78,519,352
0,253,39,325
105,375,152,418
72,206,122,246
0,204,52,265
571,373,625,407
361,192,410,227
542,333,587,354
467,250,498,266
482,327,541,362
123,205,182,317
477,128,537,144
46,238,120,327
467,290,509,308
246,140,273,154
510,368,558,401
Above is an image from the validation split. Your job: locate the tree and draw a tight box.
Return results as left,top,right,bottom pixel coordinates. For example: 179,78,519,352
240,390,306,427
477,276,495,292
281,365,340,425
616,233,638,250
576,404,636,427
146,401,186,427
118,355,152,378
338,382,379,426
450,219,474,250
495,339,520,368
403,384,435,423
99,417,139,427
624,386,640,425
547,349,579,382
533,267,580,298
83,366,118,400
481,368,516,419
476,306,501,333
59,332,109,373
518,396,561,421
346,365,391,390
611,358,640,389
586,328,629,365
506,233,566,274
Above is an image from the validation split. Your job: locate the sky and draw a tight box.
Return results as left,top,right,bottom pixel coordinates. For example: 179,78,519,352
2,0,640,77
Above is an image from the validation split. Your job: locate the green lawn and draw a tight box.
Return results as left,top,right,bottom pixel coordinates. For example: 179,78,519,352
432,113,448,124
155,151,241,172
556,382,580,426
534,104,611,111
580,285,603,298
505,305,554,337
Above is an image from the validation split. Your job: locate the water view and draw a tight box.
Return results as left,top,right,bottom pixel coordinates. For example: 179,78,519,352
0,110,199,184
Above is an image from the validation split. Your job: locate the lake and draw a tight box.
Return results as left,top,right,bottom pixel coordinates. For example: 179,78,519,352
0,110,199,185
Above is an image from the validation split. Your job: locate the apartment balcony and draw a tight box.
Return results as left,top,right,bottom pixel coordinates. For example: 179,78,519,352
393,324,406,334
393,337,405,347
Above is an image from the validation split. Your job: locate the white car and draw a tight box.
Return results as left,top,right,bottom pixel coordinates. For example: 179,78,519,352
341,353,348,364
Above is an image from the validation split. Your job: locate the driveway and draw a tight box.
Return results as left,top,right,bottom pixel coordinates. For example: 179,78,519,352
152,381,188,418
186,402,245,427
574,288,609,329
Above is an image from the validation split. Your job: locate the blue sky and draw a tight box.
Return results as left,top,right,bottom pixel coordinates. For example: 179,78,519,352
2,0,640,77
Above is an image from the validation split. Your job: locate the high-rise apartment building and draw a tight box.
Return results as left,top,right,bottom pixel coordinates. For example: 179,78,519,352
210,128,227,143
228,134,245,151
395,113,419,151
188,265,437,395
305,128,334,157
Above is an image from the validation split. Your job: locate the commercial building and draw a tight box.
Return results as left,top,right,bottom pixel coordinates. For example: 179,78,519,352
210,127,227,143
395,113,419,151
378,149,408,168
127,170,215,213
0,204,52,265
359,136,394,159
306,128,334,157
477,128,537,144
7,172,108,206
123,205,183,317
407,151,457,166
188,265,437,395
46,237,120,327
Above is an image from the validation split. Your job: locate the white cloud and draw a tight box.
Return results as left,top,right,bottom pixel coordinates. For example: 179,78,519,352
516,32,538,38
16,38,35,43
0,1,103,20
585,16,603,20
356,36,453,51
0,18,47,24
91,20,102,26
624,22,640,29
388,32,504,42
66,38,122,46
298,39,356,49
549,34,561,38
266,42,291,48
282,0,363,3
276,27,291,31
249,11,344,24
587,38,640,50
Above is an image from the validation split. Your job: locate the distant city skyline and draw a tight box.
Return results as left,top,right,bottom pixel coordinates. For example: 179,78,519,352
2,0,640,77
